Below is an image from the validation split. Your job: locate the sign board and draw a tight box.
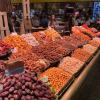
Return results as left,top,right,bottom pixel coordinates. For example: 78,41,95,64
92,2,100,21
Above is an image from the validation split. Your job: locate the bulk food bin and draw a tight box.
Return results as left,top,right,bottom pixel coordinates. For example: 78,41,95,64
61,50,100,100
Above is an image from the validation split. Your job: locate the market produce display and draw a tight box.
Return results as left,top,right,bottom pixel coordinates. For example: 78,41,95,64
59,57,84,75
40,67,71,93
10,51,49,73
89,40,100,47
72,48,91,62
72,26,91,41
21,34,39,46
0,41,11,57
3,35,32,52
0,70,56,99
83,44,97,54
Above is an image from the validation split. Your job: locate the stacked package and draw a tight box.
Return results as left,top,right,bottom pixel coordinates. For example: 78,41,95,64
40,67,71,93
59,57,84,75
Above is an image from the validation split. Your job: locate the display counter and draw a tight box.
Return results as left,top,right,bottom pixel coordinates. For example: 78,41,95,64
61,50,100,100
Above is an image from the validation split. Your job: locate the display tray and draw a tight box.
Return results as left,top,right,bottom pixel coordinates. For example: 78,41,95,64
57,76,75,99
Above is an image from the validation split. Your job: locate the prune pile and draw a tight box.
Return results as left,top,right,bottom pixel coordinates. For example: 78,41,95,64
0,41,11,56
0,70,55,100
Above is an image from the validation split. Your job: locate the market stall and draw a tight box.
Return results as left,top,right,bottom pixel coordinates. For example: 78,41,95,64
0,22,100,99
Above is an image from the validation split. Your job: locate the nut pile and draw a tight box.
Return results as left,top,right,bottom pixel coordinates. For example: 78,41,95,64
59,57,84,74
93,37,100,44
40,67,71,93
0,70,55,99
83,44,97,54
21,34,39,46
72,48,91,62
89,40,100,47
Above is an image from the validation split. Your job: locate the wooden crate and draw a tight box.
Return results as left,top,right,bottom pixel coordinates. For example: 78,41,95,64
0,12,10,39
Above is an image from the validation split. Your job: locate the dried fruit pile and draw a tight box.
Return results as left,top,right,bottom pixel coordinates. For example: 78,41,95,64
59,57,84,74
3,35,32,52
0,70,55,99
72,26,91,41
79,26,96,37
55,37,77,50
72,48,91,62
70,34,88,45
32,41,72,63
21,34,39,46
44,27,61,41
40,67,71,93
89,40,100,47
83,44,97,54
93,37,100,44
0,41,11,56
10,51,49,73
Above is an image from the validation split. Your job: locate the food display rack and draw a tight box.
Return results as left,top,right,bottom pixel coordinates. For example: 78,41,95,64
61,49,100,100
